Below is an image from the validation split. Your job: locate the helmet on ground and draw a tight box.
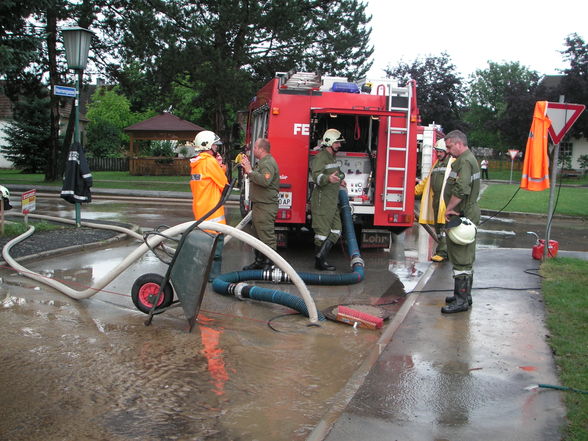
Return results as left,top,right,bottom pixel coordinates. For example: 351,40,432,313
0,185,9,199
321,129,345,147
447,217,477,245
193,130,221,151
434,139,447,152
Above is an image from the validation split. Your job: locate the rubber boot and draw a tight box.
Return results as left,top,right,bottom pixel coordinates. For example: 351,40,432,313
441,276,469,314
243,249,266,270
315,241,336,271
445,274,473,305
261,256,274,271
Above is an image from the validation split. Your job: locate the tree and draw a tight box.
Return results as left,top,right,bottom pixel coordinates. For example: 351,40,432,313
560,33,588,137
464,61,539,150
0,1,45,96
0,0,83,179
94,0,373,140
85,86,155,157
383,52,465,132
2,89,51,173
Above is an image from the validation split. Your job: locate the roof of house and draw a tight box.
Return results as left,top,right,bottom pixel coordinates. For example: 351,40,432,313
124,112,206,132
539,75,564,90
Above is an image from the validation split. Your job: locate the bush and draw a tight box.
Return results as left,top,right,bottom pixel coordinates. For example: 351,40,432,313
578,154,588,172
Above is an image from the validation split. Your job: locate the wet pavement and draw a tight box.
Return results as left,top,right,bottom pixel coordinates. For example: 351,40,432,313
0,192,586,440
312,248,586,441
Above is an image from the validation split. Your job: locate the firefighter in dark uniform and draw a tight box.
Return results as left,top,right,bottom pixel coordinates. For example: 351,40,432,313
442,130,481,314
240,138,280,270
311,129,346,271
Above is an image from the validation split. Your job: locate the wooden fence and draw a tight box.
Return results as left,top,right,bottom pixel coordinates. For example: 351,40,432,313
87,157,129,172
129,157,190,176
86,157,191,176
487,159,523,171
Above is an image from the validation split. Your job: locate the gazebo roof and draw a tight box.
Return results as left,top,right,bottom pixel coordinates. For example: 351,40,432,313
124,112,205,133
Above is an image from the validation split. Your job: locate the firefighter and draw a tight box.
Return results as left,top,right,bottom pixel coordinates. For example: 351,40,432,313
311,128,346,271
414,139,455,262
189,130,229,281
441,130,481,314
240,138,280,270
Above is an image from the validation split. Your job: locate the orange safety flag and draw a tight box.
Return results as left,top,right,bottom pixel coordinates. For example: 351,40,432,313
520,101,551,191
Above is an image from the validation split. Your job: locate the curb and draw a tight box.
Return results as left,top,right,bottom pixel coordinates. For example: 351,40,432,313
306,262,437,441
4,184,240,202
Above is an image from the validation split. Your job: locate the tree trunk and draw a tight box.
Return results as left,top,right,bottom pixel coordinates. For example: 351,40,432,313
45,8,61,182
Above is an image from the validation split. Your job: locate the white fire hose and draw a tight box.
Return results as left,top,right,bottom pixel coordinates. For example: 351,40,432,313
2,213,319,324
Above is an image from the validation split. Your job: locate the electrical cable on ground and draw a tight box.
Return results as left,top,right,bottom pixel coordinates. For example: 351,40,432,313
479,186,521,226
525,383,588,394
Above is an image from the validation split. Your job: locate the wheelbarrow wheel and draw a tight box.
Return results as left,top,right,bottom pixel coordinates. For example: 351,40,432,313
131,273,174,314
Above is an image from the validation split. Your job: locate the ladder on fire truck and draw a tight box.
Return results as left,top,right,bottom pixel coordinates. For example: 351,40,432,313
380,81,414,214
276,71,321,90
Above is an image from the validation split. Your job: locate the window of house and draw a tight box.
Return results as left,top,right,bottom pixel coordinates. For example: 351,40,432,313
559,141,573,169
560,141,573,158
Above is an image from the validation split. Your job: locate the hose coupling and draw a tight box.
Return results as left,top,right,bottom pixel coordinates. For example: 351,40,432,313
234,282,249,300
350,255,365,268
270,267,289,284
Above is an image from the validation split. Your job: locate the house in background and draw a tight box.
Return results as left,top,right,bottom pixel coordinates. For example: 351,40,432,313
539,75,588,171
0,84,92,169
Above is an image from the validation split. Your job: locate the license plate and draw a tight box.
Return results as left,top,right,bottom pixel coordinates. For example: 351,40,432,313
361,229,391,249
279,191,292,209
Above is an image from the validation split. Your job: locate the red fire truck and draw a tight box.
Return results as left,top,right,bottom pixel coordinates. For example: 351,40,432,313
242,71,420,248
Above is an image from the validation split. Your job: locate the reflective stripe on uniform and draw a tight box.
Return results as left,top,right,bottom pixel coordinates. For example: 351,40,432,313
453,269,473,277
330,229,341,235
449,171,480,182
315,234,327,241
324,162,339,169
432,167,447,173
522,173,549,183
208,215,226,223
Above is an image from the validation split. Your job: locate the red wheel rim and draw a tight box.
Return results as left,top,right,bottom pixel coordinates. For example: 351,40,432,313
138,282,165,307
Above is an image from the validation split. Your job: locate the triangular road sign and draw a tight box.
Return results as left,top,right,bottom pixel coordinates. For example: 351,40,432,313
546,102,586,144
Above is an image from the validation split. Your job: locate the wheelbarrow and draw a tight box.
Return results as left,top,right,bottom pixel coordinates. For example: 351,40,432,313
131,181,234,331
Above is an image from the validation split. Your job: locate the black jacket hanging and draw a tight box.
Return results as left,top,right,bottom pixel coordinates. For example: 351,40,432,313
60,141,93,204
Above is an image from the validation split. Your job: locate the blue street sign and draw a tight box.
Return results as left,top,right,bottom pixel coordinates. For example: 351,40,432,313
54,85,77,98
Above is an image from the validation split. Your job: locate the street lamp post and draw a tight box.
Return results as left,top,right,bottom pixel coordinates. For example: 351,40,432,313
62,26,93,226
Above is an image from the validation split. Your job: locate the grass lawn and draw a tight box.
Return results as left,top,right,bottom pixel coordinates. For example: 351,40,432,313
479,183,588,218
0,170,191,192
487,168,588,186
541,257,588,441
1,220,64,237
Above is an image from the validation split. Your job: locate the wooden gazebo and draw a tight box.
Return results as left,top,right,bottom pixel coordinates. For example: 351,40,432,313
124,112,206,175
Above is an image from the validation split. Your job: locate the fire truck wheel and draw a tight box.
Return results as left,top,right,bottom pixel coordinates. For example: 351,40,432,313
131,273,174,314
389,226,409,235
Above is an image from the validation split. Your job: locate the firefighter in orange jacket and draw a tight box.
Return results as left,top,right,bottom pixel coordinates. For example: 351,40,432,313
189,130,228,281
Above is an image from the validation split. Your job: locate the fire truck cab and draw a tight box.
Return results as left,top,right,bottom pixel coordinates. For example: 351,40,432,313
243,71,420,248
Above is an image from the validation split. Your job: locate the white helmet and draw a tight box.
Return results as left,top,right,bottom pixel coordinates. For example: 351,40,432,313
447,217,477,245
193,130,221,151
322,129,345,147
434,139,447,151
0,185,9,199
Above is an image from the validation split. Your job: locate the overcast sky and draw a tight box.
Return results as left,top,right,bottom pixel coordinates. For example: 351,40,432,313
365,0,587,79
